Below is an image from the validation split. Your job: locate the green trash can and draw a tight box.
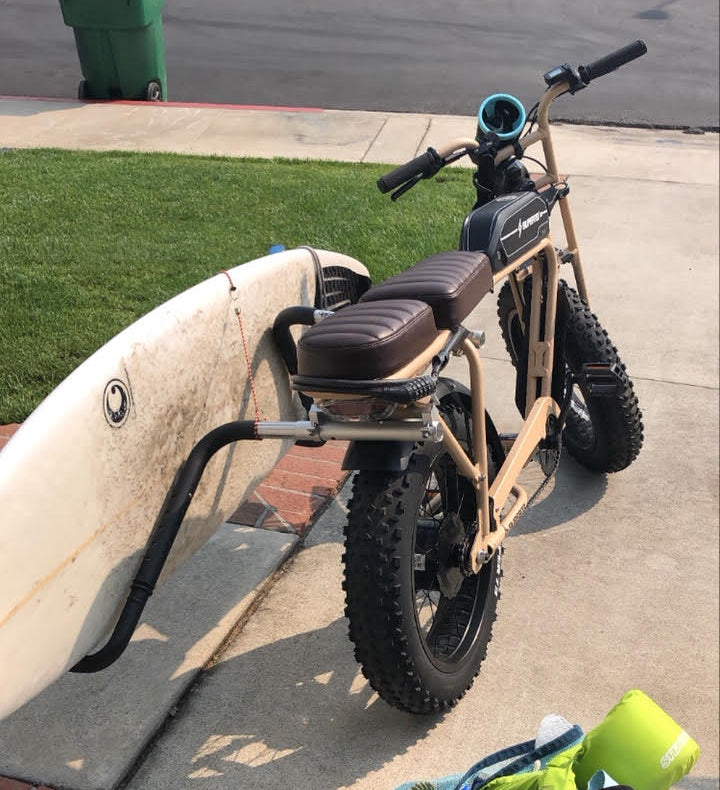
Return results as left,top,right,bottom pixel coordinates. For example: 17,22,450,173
58,0,167,101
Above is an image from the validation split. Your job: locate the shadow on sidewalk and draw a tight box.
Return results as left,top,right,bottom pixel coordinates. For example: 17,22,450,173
511,455,609,536
129,617,440,790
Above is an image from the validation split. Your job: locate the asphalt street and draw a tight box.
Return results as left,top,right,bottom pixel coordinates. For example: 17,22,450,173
1,0,718,128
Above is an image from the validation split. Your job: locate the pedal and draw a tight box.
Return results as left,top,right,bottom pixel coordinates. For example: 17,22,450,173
581,362,623,397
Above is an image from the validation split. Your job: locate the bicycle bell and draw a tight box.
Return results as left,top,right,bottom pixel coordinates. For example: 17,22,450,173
476,93,526,141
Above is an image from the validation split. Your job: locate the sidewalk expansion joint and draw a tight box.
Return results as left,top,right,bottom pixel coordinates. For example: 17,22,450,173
360,116,388,163
414,117,433,157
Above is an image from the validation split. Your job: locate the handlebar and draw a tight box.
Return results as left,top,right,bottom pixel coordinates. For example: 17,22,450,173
578,40,647,84
377,41,647,197
376,148,444,193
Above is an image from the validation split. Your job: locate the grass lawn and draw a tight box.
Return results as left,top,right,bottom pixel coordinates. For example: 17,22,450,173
0,148,476,424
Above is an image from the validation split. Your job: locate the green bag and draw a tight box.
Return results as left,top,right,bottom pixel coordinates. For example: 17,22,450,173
395,690,699,790
482,744,582,790
395,719,585,790
572,690,700,790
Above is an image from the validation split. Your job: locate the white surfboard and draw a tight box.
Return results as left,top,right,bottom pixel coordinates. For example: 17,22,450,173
0,247,369,720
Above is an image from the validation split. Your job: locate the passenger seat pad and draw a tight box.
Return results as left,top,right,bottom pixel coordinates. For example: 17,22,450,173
359,250,493,328
297,299,438,380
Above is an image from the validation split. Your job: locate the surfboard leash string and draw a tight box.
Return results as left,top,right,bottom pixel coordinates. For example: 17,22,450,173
221,270,264,436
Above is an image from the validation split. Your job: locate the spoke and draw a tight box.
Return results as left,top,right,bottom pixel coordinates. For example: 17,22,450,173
416,589,440,635
422,470,445,519
423,492,443,517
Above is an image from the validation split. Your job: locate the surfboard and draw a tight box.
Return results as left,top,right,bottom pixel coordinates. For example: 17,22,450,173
0,247,369,720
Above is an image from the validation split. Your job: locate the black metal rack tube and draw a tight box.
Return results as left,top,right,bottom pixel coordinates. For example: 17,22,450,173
71,420,260,673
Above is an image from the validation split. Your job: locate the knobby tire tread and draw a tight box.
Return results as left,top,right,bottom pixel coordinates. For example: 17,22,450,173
496,279,643,473
343,406,502,714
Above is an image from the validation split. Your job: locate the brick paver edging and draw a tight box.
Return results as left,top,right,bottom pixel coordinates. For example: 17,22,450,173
0,778,53,790
228,440,349,536
1,423,347,538
0,424,20,451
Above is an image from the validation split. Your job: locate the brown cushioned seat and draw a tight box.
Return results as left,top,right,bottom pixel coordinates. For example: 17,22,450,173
297,299,438,380
359,250,493,329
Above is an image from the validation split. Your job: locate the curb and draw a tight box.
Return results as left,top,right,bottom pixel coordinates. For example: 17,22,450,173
0,95,325,113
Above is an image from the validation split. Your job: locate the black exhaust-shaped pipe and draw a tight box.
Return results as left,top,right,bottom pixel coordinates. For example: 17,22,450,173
71,420,260,673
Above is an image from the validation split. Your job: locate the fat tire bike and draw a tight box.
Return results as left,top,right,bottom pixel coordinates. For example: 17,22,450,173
75,42,646,716
333,41,646,713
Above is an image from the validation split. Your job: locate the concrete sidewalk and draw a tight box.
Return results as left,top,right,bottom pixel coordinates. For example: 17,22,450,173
0,96,717,182
0,98,717,790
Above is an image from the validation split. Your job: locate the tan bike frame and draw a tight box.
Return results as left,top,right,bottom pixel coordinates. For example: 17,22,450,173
428,80,584,573
259,81,588,575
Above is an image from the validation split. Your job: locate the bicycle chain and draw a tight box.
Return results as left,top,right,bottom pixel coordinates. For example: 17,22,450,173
528,444,562,508
506,442,562,534
460,445,561,575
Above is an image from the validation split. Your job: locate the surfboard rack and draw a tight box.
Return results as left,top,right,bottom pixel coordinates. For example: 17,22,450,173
70,412,439,673
70,420,261,673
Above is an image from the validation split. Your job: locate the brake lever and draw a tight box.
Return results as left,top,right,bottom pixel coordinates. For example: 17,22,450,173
467,133,500,165
391,174,423,202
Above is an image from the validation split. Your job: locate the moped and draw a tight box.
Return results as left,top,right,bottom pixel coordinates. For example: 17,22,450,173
285,40,647,713
75,42,647,716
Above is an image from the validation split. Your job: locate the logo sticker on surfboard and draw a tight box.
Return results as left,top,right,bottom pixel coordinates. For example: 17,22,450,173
103,377,132,428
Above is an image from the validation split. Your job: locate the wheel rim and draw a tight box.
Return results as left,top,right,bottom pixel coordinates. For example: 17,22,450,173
412,448,496,673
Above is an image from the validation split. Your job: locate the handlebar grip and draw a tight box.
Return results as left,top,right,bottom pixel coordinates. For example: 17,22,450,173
578,40,647,84
377,149,442,193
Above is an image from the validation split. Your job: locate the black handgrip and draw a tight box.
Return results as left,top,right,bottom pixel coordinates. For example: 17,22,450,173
578,40,647,84
377,148,443,193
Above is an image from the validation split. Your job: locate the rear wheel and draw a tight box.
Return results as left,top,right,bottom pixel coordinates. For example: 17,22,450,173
343,401,502,714
497,278,643,472
145,80,162,102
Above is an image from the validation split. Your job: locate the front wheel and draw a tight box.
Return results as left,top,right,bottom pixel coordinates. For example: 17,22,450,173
343,403,502,714
497,278,643,472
